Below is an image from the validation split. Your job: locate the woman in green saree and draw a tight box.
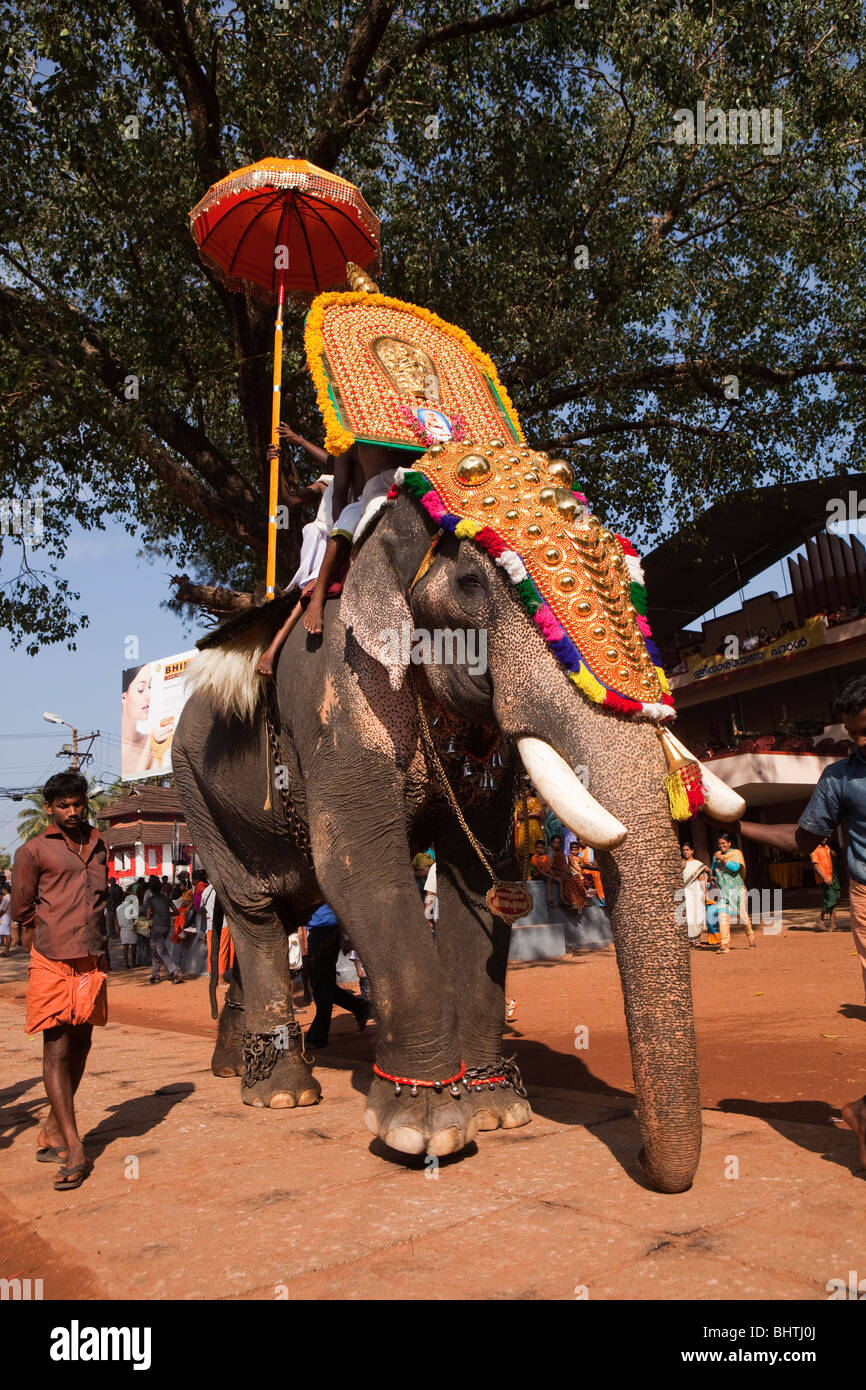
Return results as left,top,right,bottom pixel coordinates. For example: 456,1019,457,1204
712,833,756,953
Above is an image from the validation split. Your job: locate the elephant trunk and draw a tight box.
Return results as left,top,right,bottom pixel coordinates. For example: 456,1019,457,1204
575,717,701,1191
495,672,701,1192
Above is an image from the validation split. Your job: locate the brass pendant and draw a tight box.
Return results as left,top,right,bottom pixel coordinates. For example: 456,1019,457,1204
486,882,533,924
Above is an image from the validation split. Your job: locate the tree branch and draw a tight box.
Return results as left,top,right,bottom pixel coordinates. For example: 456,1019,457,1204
309,0,399,169
311,0,577,165
127,0,226,187
170,574,254,614
545,414,736,447
0,276,263,518
523,356,866,412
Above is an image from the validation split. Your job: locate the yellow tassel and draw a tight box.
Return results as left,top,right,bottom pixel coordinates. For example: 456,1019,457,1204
263,719,272,812
663,768,691,821
656,726,706,820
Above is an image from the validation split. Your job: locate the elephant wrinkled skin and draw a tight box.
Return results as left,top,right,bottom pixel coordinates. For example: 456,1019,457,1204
173,491,702,1189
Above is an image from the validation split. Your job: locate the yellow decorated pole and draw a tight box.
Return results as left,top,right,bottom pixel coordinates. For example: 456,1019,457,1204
264,276,285,600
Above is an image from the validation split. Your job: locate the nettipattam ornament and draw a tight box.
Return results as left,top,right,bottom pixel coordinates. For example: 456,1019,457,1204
305,291,524,456
389,439,674,722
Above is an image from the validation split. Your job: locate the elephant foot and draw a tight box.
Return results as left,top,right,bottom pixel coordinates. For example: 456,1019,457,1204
240,1029,321,1110
468,1086,533,1132
364,1075,479,1157
212,1000,245,1077
465,1055,532,1132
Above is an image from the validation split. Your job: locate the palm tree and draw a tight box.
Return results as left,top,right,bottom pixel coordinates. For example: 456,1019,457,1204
17,793,50,841
0,849,11,872
91,778,126,828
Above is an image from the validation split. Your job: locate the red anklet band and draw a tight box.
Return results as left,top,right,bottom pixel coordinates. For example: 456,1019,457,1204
373,1061,466,1089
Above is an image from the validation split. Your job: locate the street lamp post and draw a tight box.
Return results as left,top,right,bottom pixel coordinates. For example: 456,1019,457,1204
43,712,78,767
43,714,99,771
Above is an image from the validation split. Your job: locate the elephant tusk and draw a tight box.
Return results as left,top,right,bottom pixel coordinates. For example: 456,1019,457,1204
516,737,628,850
663,729,746,823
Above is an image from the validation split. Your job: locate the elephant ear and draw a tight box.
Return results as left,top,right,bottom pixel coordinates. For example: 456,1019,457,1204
339,508,415,690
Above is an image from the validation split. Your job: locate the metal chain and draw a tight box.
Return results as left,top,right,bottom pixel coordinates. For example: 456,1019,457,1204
411,677,499,886
242,1022,310,1086
264,686,314,866
241,1032,281,1085
464,1053,528,1098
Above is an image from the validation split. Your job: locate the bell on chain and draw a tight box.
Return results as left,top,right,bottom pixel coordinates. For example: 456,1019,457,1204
461,759,476,779
480,768,496,791
443,734,459,755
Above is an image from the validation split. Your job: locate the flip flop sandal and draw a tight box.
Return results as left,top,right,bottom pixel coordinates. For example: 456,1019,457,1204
36,1146,68,1164
53,1160,92,1191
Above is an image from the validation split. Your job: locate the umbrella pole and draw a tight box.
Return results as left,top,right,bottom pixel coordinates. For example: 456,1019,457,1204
264,278,286,600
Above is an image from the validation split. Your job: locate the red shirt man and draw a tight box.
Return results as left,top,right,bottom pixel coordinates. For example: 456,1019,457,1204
12,770,108,1191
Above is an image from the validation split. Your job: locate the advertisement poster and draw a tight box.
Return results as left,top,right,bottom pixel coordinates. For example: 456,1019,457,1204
121,650,196,781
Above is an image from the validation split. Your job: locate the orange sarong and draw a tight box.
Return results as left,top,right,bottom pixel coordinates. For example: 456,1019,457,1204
207,922,235,975
25,947,108,1035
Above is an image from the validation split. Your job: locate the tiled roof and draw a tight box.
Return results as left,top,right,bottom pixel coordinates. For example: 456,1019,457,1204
101,787,183,820
102,820,190,848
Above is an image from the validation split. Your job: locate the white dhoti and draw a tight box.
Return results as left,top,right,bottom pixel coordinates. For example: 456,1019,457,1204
332,469,397,545
286,474,333,591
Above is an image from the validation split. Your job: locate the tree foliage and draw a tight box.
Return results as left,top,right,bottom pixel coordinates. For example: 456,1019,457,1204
1,0,864,647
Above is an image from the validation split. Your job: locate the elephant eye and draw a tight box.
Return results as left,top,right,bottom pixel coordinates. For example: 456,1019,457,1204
458,571,487,594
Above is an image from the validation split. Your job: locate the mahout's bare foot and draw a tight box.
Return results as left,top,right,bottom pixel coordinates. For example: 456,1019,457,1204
364,1075,479,1157
255,654,274,677
841,1096,866,1169
303,598,324,635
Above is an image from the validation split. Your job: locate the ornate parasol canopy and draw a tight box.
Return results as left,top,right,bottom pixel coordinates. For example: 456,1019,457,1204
189,157,380,303
188,157,381,599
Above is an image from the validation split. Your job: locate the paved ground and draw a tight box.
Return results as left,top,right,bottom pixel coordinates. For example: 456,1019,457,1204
0,912,863,1301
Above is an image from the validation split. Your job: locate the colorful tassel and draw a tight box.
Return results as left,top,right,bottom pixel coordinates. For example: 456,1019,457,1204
657,727,706,820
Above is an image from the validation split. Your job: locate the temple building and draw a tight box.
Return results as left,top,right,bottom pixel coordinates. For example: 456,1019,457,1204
644,475,866,897
99,786,196,883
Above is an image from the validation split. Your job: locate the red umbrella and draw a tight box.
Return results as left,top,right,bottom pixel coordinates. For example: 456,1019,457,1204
189,158,380,596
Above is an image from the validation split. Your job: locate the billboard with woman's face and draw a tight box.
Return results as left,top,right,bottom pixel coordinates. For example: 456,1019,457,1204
121,651,196,781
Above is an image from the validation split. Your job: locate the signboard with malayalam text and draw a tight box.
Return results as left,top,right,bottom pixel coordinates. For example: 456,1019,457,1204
685,616,825,684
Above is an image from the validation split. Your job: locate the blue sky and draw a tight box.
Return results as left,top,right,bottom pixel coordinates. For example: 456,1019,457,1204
0,520,202,856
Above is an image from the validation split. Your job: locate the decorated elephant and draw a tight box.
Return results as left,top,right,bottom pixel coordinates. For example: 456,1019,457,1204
173,432,743,1191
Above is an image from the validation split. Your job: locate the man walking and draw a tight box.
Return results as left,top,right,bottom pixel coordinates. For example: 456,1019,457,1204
740,672,866,1168
12,771,109,1190
305,901,371,1048
146,876,184,984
